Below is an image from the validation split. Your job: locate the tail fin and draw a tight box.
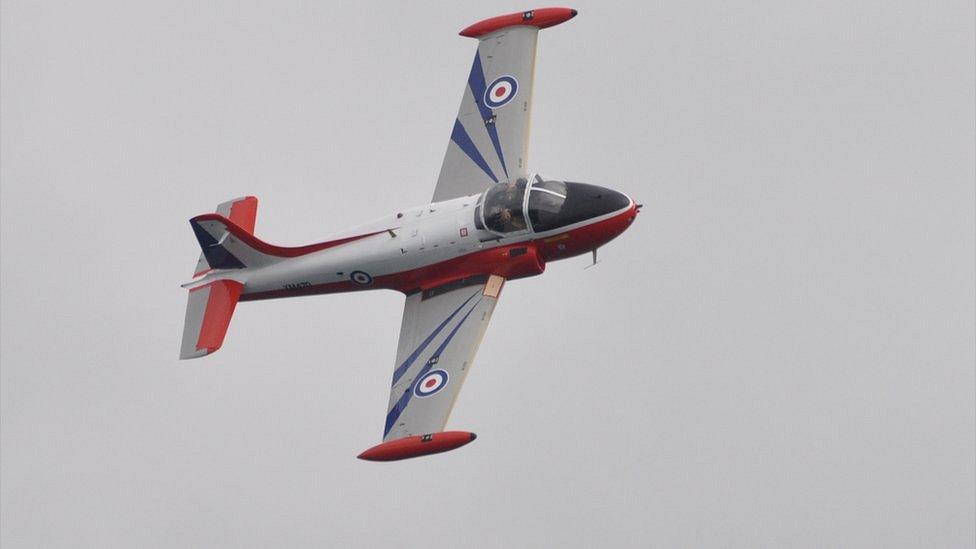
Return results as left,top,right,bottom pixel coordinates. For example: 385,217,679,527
193,196,258,276
190,213,386,270
181,196,254,360
189,214,307,270
180,195,387,359
180,280,244,359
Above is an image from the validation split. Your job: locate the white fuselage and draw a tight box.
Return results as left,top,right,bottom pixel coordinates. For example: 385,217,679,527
184,181,636,299
243,194,492,294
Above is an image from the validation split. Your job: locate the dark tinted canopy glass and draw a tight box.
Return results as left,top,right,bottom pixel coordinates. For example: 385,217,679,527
483,179,528,233
526,180,568,231
527,180,630,232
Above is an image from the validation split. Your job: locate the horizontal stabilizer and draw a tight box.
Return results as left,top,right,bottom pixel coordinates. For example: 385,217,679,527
180,280,244,359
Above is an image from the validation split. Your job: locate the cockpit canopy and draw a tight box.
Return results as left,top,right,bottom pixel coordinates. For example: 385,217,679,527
482,179,528,233
526,179,569,232
476,177,630,235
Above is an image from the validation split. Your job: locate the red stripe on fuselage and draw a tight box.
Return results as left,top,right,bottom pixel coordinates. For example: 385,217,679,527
191,213,391,258
534,201,638,262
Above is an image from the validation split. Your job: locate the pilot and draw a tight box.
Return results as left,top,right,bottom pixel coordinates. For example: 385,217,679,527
485,180,527,232
501,180,522,200
498,208,526,231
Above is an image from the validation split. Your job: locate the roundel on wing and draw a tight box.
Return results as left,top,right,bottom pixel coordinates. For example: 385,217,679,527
414,369,449,398
484,75,519,109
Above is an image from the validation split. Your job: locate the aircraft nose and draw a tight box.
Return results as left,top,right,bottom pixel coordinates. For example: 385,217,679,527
561,182,632,220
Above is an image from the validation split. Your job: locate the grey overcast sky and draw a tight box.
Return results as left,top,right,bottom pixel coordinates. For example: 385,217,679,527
2,1,974,547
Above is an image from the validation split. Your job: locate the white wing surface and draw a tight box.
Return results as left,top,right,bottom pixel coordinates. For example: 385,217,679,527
432,26,541,202
382,275,505,441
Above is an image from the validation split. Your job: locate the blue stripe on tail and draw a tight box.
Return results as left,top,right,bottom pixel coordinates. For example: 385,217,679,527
190,219,246,270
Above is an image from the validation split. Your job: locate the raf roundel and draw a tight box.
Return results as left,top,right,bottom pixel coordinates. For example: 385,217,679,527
350,270,373,285
414,369,449,398
484,75,519,109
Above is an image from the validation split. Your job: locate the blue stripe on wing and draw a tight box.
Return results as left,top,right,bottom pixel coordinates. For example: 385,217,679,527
384,296,484,438
469,52,508,179
450,119,498,184
390,290,480,386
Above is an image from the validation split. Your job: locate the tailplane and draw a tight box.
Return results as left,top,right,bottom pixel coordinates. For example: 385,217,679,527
180,279,243,359
180,195,386,359
181,196,256,360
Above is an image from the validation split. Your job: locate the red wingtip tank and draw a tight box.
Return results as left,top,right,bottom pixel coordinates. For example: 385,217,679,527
459,7,578,38
358,431,478,462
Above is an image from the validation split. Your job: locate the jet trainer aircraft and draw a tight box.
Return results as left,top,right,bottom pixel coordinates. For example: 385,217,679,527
180,7,640,461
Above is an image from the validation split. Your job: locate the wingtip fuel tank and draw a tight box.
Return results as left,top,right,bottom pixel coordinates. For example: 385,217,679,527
357,431,478,462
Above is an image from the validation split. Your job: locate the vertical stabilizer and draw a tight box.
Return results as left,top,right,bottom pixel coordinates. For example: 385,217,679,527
193,196,258,276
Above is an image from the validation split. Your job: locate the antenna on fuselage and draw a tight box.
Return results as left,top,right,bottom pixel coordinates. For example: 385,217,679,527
584,248,600,269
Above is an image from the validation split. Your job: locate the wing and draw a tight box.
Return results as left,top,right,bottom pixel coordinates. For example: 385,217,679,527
431,8,578,202
382,275,506,442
